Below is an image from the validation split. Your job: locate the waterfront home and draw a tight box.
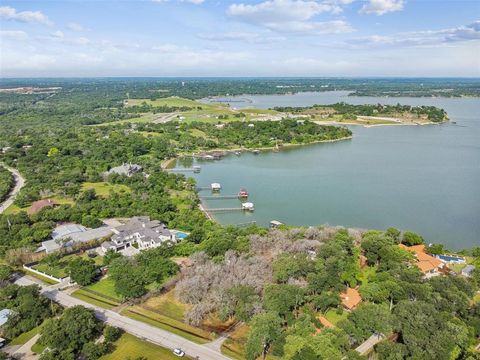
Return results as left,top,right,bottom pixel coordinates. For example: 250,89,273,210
340,287,362,311
104,163,142,177
101,216,176,253
238,188,249,198
399,244,445,278
28,198,58,215
461,265,475,277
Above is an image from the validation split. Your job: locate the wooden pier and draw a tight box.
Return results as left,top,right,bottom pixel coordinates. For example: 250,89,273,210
200,195,241,200
204,207,245,213
166,167,200,173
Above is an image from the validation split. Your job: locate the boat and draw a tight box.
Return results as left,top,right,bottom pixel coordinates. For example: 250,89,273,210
238,188,249,198
252,149,260,155
192,166,201,173
234,151,241,156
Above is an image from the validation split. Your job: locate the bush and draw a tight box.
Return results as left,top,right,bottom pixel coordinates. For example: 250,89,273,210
103,325,123,343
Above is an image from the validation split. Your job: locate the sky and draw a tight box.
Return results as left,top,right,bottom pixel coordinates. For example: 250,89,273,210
0,0,479,77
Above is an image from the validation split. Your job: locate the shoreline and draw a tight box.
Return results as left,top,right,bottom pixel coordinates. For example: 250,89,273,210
314,120,445,128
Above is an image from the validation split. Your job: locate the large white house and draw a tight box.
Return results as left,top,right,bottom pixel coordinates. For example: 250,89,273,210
101,216,176,253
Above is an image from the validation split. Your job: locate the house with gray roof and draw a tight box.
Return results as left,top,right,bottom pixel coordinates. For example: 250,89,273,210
461,265,475,277
104,163,142,177
40,224,114,254
101,216,175,253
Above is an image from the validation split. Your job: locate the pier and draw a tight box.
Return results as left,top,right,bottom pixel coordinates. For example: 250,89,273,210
200,195,242,200
165,166,200,173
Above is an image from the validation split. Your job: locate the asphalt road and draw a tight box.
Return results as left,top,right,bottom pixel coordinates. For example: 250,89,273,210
0,164,25,214
15,276,231,360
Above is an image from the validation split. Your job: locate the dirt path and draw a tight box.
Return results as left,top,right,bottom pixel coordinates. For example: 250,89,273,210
0,163,25,214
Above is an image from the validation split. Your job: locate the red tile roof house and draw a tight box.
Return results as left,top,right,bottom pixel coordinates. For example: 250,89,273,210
28,199,58,215
340,287,362,311
399,244,446,278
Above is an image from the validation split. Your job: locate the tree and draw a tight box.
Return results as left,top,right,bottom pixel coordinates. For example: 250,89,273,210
263,284,305,319
402,231,424,246
385,227,401,242
81,342,106,360
67,257,97,286
339,303,395,344
245,312,283,360
427,243,444,255
39,305,103,355
103,325,123,343
102,249,122,266
376,341,407,360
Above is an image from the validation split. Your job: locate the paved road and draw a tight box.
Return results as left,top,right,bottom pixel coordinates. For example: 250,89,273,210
15,276,231,360
0,164,25,214
6,334,40,360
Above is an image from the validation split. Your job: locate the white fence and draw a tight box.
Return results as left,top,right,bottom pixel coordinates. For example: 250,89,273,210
23,263,64,283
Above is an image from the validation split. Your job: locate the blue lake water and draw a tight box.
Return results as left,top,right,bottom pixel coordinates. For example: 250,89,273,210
179,91,480,250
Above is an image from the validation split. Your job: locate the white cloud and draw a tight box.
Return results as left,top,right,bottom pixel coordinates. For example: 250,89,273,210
228,0,341,23
227,0,353,34
67,22,85,32
348,20,480,47
0,6,52,25
0,30,29,41
51,30,64,39
359,0,404,15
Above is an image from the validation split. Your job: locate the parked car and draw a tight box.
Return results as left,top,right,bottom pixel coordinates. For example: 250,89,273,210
173,348,185,357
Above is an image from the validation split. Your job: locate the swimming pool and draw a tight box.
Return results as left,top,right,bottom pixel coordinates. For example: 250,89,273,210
173,230,189,240
436,254,465,263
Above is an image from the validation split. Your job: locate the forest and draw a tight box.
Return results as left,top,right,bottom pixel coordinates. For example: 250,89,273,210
0,167,13,203
273,103,449,123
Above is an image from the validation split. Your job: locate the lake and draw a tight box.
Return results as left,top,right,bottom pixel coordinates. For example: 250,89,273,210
179,91,480,250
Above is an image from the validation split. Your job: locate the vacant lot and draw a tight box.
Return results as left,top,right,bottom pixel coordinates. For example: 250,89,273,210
100,333,189,360
81,182,131,197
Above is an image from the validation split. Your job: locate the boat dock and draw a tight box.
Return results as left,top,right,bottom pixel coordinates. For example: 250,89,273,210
200,195,241,200
165,166,200,173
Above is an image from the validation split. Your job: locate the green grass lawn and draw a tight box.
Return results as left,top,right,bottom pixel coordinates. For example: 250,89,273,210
31,263,67,279
100,333,189,360
9,323,44,345
324,308,349,325
71,277,122,309
23,269,59,285
81,182,130,197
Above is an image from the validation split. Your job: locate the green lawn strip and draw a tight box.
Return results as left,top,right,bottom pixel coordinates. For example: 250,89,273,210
83,277,122,301
23,270,59,285
31,342,46,354
9,323,44,345
121,307,212,344
71,289,119,310
100,333,191,360
324,308,348,325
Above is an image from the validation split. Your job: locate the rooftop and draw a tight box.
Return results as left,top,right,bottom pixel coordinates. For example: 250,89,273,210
399,244,443,273
340,287,362,310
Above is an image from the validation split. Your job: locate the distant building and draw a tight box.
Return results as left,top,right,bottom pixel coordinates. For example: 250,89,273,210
399,244,445,278
461,265,475,277
28,199,58,215
340,287,362,311
40,223,113,254
101,216,176,253
105,163,142,177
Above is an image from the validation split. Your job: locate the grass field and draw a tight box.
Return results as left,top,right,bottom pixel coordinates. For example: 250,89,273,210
71,277,122,309
121,290,214,344
324,308,349,325
100,333,189,360
81,182,130,197
9,323,44,345
32,262,67,279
